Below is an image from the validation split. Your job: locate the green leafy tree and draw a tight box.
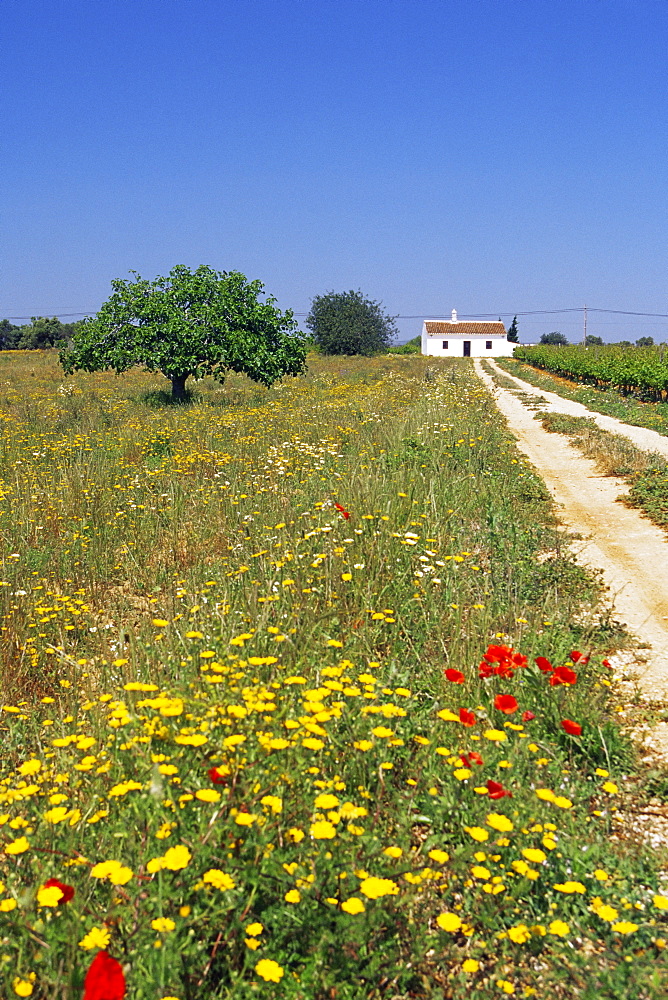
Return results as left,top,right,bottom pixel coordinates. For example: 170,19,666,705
636,336,655,347
506,316,519,343
539,331,568,346
18,316,70,350
0,319,21,350
60,265,307,402
306,290,398,356
584,335,603,346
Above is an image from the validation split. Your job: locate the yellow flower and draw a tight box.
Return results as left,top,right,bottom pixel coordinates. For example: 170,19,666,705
359,876,399,899
310,820,337,840
245,937,260,950
601,781,619,794
195,789,221,803
483,729,507,742
261,795,282,813
595,905,619,922
553,881,585,894
507,924,531,943
255,959,284,982
593,869,608,881
234,812,257,827
162,845,192,870
175,734,208,746
353,740,373,751
13,977,35,997
245,922,263,936
44,807,69,825
151,917,176,932
284,889,301,903
521,848,546,864
287,827,305,843
314,794,340,810
454,768,472,781
36,885,64,907
341,897,365,914
79,925,111,950
548,920,570,937
0,898,17,911
5,837,30,855
471,866,491,879
464,826,489,842
462,959,480,973
90,860,133,885
612,921,638,934
436,912,462,933
496,980,515,995
202,869,236,890
653,895,668,910
486,813,513,832
383,846,403,859
18,759,41,776
302,737,325,750
428,849,450,865
108,780,143,798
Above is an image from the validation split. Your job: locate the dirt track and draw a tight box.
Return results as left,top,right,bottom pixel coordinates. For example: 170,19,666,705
475,358,668,702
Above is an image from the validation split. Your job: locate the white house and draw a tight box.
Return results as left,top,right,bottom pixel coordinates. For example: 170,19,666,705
421,310,515,358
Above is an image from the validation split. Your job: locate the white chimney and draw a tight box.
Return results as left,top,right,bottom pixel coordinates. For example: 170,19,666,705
451,309,458,323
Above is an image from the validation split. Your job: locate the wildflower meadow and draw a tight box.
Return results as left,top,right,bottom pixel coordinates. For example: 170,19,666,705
0,351,666,999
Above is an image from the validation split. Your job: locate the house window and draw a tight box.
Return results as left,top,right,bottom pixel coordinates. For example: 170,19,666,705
442,340,448,350
486,341,492,350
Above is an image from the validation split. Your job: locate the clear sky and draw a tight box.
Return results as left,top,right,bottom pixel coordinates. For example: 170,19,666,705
3,0,667,344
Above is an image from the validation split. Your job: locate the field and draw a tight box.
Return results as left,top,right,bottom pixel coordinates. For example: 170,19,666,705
514,345,668,401
1,350,667,999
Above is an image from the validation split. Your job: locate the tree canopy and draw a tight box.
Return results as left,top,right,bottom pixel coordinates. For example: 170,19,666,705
60,265,308,401
539,331,568,346
306,290,398,356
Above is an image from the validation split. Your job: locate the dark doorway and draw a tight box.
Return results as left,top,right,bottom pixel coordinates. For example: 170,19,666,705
463,341,471,357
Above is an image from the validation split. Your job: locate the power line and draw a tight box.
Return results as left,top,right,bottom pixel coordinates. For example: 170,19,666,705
3,305,668,321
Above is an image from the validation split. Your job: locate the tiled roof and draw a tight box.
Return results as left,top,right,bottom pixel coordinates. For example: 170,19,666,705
425,321,507,336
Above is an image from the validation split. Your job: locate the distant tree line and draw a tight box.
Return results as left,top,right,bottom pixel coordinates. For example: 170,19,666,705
0,316,85,351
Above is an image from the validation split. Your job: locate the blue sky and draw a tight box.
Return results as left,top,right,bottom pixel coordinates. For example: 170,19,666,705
3,0,667,343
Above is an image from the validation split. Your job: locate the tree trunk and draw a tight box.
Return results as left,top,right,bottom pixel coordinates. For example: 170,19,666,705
171,373,189,403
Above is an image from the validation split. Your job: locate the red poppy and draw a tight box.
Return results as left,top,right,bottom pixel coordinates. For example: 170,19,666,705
487,779,512,799
569,651,582,663
334,502,351,520
561,718,582,736
494,694,518,715
549,666,578,687
602,659,611,669
83,950,125,1000
444,668,465,684
521,710,536,722
468,750,484,766
208,767,228,785
459,708,476,727
534,656,554,673
43,878,74,903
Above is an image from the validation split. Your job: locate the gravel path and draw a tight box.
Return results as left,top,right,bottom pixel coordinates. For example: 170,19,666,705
475,358,668,702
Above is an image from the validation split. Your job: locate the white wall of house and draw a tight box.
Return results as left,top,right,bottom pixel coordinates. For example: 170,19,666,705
421,334,515,358
421,311,516,358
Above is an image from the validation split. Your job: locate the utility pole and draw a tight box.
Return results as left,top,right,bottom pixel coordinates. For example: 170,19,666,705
583,304,587,346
